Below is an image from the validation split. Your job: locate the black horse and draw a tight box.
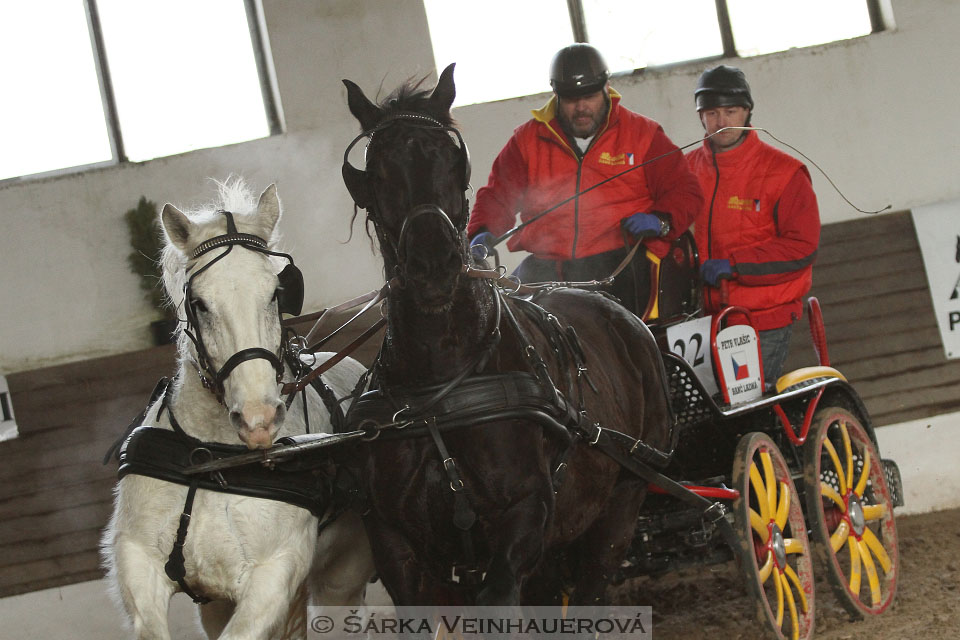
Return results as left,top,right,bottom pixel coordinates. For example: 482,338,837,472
340,64,673,606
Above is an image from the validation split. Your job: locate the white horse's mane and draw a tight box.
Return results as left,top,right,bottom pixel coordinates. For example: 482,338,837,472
160,176,285,346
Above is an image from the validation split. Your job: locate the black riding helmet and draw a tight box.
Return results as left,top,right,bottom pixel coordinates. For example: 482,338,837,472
694,65,754,111
550,43,610,98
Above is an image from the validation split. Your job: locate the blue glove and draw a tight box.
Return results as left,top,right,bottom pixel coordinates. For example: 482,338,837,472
700,259,734,286
469,231,495,261
622,212,662,237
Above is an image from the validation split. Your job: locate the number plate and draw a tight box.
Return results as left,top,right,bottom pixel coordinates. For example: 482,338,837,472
665,316,719,396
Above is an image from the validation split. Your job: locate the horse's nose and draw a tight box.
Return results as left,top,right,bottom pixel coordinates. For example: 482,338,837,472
231,401,284,449
405,242,461,280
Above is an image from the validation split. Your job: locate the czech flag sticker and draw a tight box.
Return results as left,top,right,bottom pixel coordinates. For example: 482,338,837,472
731,352,750,380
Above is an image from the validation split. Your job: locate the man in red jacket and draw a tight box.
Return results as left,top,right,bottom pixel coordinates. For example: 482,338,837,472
468,43,702,315
686,65,820,388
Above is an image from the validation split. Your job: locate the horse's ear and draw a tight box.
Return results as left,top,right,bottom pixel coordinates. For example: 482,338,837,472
161,203,194,252
256,183,282,235
428,63,456,117
343,78,382,131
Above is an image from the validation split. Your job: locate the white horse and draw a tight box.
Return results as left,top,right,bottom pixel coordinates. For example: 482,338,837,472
102,179,376,640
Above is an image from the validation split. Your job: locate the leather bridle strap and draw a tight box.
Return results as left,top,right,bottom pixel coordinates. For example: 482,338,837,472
215,347,284,389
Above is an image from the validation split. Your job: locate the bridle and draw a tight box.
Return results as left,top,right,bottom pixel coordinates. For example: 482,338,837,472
341,112,472,277
181,211,304,403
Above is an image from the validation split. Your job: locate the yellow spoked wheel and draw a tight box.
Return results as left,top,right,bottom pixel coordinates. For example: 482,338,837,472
803,407,899,617
733,432,815,640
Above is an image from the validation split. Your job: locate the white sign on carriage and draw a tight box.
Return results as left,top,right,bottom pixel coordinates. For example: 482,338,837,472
912,201,960,359
714,324,763,405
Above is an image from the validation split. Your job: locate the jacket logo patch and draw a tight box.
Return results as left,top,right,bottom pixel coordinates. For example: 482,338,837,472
599,151,633,166
727,196,761,212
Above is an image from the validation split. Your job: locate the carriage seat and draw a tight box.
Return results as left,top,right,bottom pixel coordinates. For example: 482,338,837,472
774,365,846,394
643,231,702,328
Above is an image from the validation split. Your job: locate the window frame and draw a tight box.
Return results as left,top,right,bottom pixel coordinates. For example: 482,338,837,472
564,0,889,70
2,0,281,184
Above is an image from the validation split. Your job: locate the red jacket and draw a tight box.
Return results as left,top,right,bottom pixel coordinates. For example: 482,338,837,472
468,90,702,260
686,130,820,330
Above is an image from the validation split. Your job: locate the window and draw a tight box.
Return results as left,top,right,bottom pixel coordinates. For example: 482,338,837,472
423,0,574,108
0,0,279,182
424,0,886,107
580,1,724,75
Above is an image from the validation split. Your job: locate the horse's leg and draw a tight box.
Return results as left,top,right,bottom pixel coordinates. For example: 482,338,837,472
476,493,551,607
364,515,445,606
217,561,310,640
309,512,376,606
274,583,310,640
198,600,233,639
519,552,566,605
112,537,176,640
567,479,647,606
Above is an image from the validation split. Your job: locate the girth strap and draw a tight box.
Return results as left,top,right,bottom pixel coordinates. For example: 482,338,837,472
425,416,480,585
163,478,211,604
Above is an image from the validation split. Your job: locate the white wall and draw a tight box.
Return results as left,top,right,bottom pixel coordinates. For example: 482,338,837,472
1,0,957,374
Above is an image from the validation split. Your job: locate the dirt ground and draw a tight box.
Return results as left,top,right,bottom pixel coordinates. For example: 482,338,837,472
609,507,960,640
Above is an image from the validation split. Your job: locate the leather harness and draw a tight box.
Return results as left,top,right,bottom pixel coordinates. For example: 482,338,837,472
106,374,358,603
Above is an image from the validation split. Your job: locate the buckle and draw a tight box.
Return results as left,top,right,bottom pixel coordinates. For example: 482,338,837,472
589,423,603,445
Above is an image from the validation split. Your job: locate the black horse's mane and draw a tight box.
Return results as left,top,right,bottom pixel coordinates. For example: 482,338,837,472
377,75,455,126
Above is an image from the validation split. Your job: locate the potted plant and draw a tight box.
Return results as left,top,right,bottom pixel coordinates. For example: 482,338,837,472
124,196,176,345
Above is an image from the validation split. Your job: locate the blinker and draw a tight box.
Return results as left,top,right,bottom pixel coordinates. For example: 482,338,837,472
276,263,304,316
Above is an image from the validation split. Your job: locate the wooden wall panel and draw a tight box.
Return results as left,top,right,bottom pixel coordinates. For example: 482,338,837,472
783,210,960,425
0,345,175,597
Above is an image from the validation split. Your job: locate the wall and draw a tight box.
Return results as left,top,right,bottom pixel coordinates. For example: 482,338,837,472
0,0,434,375
1,1,958,375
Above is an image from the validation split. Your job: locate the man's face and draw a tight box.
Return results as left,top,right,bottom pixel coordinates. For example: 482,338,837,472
558,90,607,138
699,105,750,152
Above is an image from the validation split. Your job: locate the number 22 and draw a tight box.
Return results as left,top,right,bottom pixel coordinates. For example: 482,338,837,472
673,333,705,367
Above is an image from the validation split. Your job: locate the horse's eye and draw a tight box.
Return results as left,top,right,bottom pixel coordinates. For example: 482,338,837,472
190,298,208,314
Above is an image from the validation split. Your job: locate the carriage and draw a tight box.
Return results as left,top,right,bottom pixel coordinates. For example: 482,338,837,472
604,233,903,640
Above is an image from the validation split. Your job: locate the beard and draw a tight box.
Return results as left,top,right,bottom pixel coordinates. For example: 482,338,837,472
559,95,608,139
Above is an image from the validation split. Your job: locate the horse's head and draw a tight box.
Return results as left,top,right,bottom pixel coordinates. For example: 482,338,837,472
342,64,471,312
160,180,303,449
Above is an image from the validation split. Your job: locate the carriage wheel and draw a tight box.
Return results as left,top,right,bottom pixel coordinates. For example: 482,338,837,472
732,432,815,640
803,407,899,618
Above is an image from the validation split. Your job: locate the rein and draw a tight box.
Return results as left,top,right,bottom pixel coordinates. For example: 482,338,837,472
463,238,646,295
